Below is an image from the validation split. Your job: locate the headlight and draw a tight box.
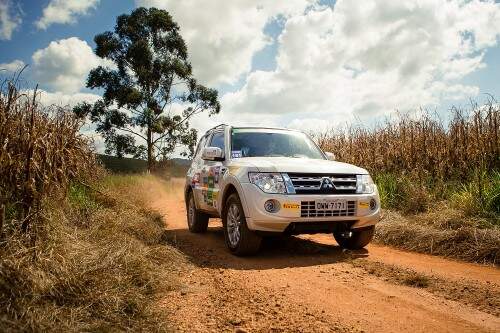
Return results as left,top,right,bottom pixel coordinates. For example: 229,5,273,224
356,174,375,194
249,172,287,194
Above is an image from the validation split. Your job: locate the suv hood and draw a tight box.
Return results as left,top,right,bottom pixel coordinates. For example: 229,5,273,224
233,157,368,175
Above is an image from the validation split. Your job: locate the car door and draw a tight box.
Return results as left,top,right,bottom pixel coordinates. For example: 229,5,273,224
198,130,225,213
188,133,209,210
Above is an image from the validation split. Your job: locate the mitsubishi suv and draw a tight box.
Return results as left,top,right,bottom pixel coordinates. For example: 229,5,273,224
184,125,381,255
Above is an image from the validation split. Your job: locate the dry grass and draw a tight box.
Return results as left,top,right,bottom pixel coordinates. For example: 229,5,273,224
314,101,500,262
375,209,500,265
0,175,186,332
316,102,499,181
0,79,188,331
0,81,100,233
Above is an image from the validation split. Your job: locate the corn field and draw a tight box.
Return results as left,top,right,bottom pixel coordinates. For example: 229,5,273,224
0,80,99,232
317,102,500,181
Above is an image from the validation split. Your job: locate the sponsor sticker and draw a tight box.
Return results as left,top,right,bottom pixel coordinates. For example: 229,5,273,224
358,201,370,208
228,166,240,175
214,166,220,183
231,150,242,158
191,173,200,188
283,203,300,210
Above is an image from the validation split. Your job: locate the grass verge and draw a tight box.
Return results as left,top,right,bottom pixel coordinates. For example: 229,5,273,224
375,208,500,265
372,171,499,265
0,175,186,332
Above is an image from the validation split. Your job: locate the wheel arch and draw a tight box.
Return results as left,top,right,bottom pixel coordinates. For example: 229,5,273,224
221,183,238,214
220,181,250,217
184,184,197,209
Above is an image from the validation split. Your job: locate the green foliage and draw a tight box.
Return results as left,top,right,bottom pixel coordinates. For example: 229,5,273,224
374,174,430,214
451,170,500,218
375,169,500,220
68,183,99,212
74,7,220,169
374,173,400,209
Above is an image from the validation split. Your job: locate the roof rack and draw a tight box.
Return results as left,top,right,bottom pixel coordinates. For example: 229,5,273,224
206,123,228,132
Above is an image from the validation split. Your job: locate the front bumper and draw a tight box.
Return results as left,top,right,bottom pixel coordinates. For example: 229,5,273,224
240,183,381,233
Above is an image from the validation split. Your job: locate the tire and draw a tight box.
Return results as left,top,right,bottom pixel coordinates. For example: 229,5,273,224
186,191,209,233
333,226,375,250
222,193,262,256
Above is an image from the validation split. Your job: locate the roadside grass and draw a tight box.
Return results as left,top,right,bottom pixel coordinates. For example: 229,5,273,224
371,169,500,265
0,175,186,332
375,170,500,219
374,208,500,264
450,170,500,219
317,101,499,264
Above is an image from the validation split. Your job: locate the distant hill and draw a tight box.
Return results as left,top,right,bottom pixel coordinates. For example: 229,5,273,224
170,158,191,166
97,154,191,175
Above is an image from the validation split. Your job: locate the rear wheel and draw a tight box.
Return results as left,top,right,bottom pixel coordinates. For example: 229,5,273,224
186,191,209,233
333,226,375,250
222,193,262,256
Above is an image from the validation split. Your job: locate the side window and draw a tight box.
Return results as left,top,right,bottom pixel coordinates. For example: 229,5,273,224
209,131,225,151
194,135,208,160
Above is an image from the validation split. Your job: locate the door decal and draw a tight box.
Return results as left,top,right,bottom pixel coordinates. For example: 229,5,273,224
200,166,221,208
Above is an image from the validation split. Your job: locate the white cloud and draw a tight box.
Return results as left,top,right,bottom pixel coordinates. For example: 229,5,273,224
221,0,500,129
35,0,99,30
135,0,313,86
31,37,111,94
0,0,22,40
0,59,25,72
31,89,101,108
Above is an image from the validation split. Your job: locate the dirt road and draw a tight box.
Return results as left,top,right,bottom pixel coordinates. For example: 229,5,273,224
150,178,500,333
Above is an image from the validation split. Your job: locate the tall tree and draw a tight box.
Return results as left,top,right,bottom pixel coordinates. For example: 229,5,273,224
74,7,220,171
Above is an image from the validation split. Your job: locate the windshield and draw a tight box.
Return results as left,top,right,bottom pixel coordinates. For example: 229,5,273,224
230,128,325,159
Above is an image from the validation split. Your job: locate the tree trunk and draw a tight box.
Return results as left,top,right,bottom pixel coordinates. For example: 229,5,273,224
147,125,153,173
0,204,5,241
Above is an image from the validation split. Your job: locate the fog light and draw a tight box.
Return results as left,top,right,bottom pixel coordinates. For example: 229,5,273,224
264,199,280,213
370,199,377,210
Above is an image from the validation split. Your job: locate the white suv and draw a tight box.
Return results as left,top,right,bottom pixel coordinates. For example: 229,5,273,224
184,125,381,255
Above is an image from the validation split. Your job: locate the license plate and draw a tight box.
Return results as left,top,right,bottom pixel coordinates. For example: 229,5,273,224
316,199,347,211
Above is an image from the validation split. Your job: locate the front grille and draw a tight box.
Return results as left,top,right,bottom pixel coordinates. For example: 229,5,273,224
301,200,356,218
288,173,357,194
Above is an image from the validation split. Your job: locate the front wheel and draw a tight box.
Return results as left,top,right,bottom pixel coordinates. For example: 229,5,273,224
222,193,262,256
333,226,375,250
186,191,209,233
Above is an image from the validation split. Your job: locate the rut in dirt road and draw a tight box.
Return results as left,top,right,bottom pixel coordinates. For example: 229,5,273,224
151,178,500,333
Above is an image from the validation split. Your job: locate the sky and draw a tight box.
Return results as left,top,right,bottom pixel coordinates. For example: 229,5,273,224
1,0,500,152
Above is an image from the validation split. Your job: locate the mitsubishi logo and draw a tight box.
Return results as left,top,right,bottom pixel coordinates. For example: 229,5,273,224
320,177,335,190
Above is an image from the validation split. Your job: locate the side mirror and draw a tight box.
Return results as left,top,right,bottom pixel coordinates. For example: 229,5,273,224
325,152,335,160
202,147,224,161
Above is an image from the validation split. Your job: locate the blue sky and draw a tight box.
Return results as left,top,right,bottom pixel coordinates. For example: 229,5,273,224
1,0,500,141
